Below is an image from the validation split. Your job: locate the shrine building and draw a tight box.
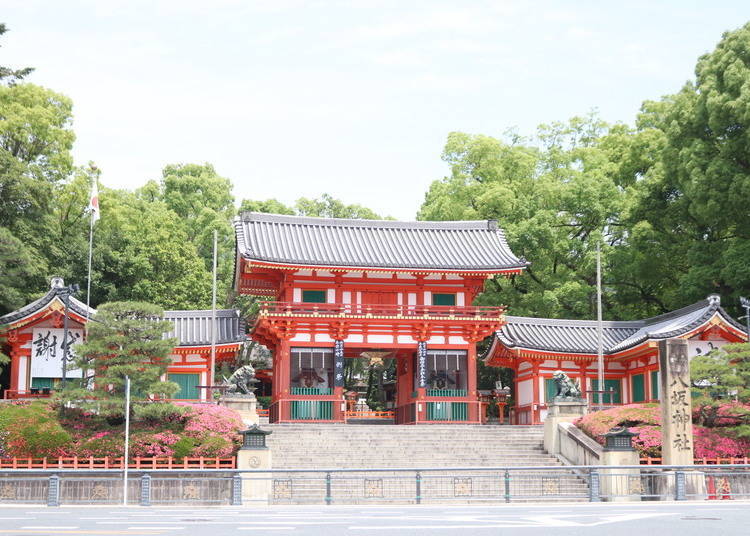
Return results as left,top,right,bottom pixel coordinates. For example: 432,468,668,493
0,278,244,400
234,212,528,424
485,295,748,424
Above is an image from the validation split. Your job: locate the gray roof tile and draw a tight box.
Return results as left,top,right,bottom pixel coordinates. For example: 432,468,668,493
494,295,746,355
235,212,528,271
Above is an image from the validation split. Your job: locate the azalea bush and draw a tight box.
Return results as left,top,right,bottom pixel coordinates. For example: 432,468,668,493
0,401,244,459
574,403,750,458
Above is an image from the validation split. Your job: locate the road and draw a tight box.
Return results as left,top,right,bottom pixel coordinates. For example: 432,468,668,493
0,502,747,535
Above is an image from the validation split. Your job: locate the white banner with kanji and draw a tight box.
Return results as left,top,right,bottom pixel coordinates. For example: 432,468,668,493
31,328,84,379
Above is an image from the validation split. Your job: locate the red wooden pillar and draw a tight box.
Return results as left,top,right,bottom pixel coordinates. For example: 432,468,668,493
578,363,589,405
274,339,291,421
531,361,541,424
467,344,479,422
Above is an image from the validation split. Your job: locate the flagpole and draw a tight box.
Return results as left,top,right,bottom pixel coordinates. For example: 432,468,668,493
210,229,218,400
596,241,604,410
86,211,94,325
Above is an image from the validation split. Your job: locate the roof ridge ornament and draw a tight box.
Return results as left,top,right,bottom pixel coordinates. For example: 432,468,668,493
50,277,65,289
708,294,721,307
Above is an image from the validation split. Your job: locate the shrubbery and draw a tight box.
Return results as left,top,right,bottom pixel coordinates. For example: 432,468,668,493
574,403,750,458
0,401,244,459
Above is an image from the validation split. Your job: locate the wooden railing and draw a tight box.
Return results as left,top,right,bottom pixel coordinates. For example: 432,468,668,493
257,408,269,418
345,410,395,420
3,389,54,400
257,301,505,320
0,456,236,469
641,457,750,465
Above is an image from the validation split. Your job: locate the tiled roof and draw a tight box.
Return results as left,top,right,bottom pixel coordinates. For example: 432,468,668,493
0,279,95,326
163,309,245,347
494,295,746,355
235,212,528,271
1,280,245,348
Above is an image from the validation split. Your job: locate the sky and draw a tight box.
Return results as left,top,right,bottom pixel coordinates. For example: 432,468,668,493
3,1,750,219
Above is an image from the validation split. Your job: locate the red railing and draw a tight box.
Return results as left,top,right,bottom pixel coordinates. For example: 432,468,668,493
0,456,236,469
258,301,505,320
3,389,54,400
641,457,750,465
345,410,395,420
257,408,269,418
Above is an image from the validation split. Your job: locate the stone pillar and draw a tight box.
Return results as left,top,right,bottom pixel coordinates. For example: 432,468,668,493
600,432,641,502
658,339,693,465
543,399,587,455
236,432,273,505
220,396,259,426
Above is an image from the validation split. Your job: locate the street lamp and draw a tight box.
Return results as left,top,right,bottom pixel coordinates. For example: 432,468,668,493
60,283,80,385
740,297,750,342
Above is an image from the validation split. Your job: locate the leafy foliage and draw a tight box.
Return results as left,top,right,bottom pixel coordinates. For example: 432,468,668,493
59,302,179,415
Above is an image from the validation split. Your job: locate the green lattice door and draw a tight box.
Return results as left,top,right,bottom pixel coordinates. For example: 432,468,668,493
168,373,200,400
631,374,645,402
591,379,621,404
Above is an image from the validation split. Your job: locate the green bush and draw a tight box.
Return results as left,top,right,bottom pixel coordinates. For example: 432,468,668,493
172,436,197,459
256,396,271,409
133,402,186,425
0,402,73,457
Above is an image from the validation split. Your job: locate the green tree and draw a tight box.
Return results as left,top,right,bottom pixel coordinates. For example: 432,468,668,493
625,22,750,317
295,193,384,219
691,343,750,438
0,24,33,85
419,116,632,319
62,301,179,415
238,198,295,215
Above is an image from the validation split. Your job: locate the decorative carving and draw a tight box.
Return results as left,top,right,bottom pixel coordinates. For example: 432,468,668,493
0,483,17,499
628,476,644,495
364,479,383,498
223,364,258,396
182,482,200,500
542,478,560,495
91,483,108,500
248,456,261,468
454,477,472,497
273,479,292,499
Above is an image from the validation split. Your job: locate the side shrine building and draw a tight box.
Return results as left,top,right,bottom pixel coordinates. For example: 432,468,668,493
0,278,245,400
234,212,528,424
485,295,747,424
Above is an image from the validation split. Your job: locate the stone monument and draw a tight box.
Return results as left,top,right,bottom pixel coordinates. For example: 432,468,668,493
543,371,587,455
658,339,693,465
657,338,706,498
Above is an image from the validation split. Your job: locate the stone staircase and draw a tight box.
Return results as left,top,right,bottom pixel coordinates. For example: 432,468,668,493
264,424,589,503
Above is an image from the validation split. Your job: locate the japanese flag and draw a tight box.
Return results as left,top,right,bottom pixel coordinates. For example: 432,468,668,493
88,177,100,223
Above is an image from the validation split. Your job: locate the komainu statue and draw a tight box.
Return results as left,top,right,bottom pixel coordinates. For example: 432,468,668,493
552,370,582,399
223,364,258,396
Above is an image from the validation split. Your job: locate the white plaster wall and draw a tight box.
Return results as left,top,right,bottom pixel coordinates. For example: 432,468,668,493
448,336,465,345
609,362,625,370
317,270,333,277
424,291,432,304
315,333,334,343
428,336,443,345
185,355,204,363
327,289,335,303
446,274,462,280
346,334,364,343
367,272,392,279
542,360,558,368
342,292,352,304
291,333,312,342
200,372,207,399
18,356,27,390
343,272,363,278
408,293,417,305
562,360,576,368
517,379,533,405
425,274,441,280
397,335,416,344
518,362,532,371
396,273,416,279
368,334,392,344
457,293,465,306
293,288,302,302
397,293,403,305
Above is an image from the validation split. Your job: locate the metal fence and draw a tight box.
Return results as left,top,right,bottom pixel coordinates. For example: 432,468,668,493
1,465,749,506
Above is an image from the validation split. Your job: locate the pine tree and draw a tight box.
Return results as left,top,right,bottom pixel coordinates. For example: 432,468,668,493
60,302,179,416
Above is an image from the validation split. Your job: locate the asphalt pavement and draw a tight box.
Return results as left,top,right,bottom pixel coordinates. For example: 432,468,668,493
0,501,747,536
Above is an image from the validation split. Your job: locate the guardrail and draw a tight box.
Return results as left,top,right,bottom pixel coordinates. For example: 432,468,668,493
4,464,748,506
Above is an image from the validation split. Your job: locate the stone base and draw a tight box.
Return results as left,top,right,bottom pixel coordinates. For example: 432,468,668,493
601,450,641,502
237,448,272,505
219,395,259,426
543,400,588,454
